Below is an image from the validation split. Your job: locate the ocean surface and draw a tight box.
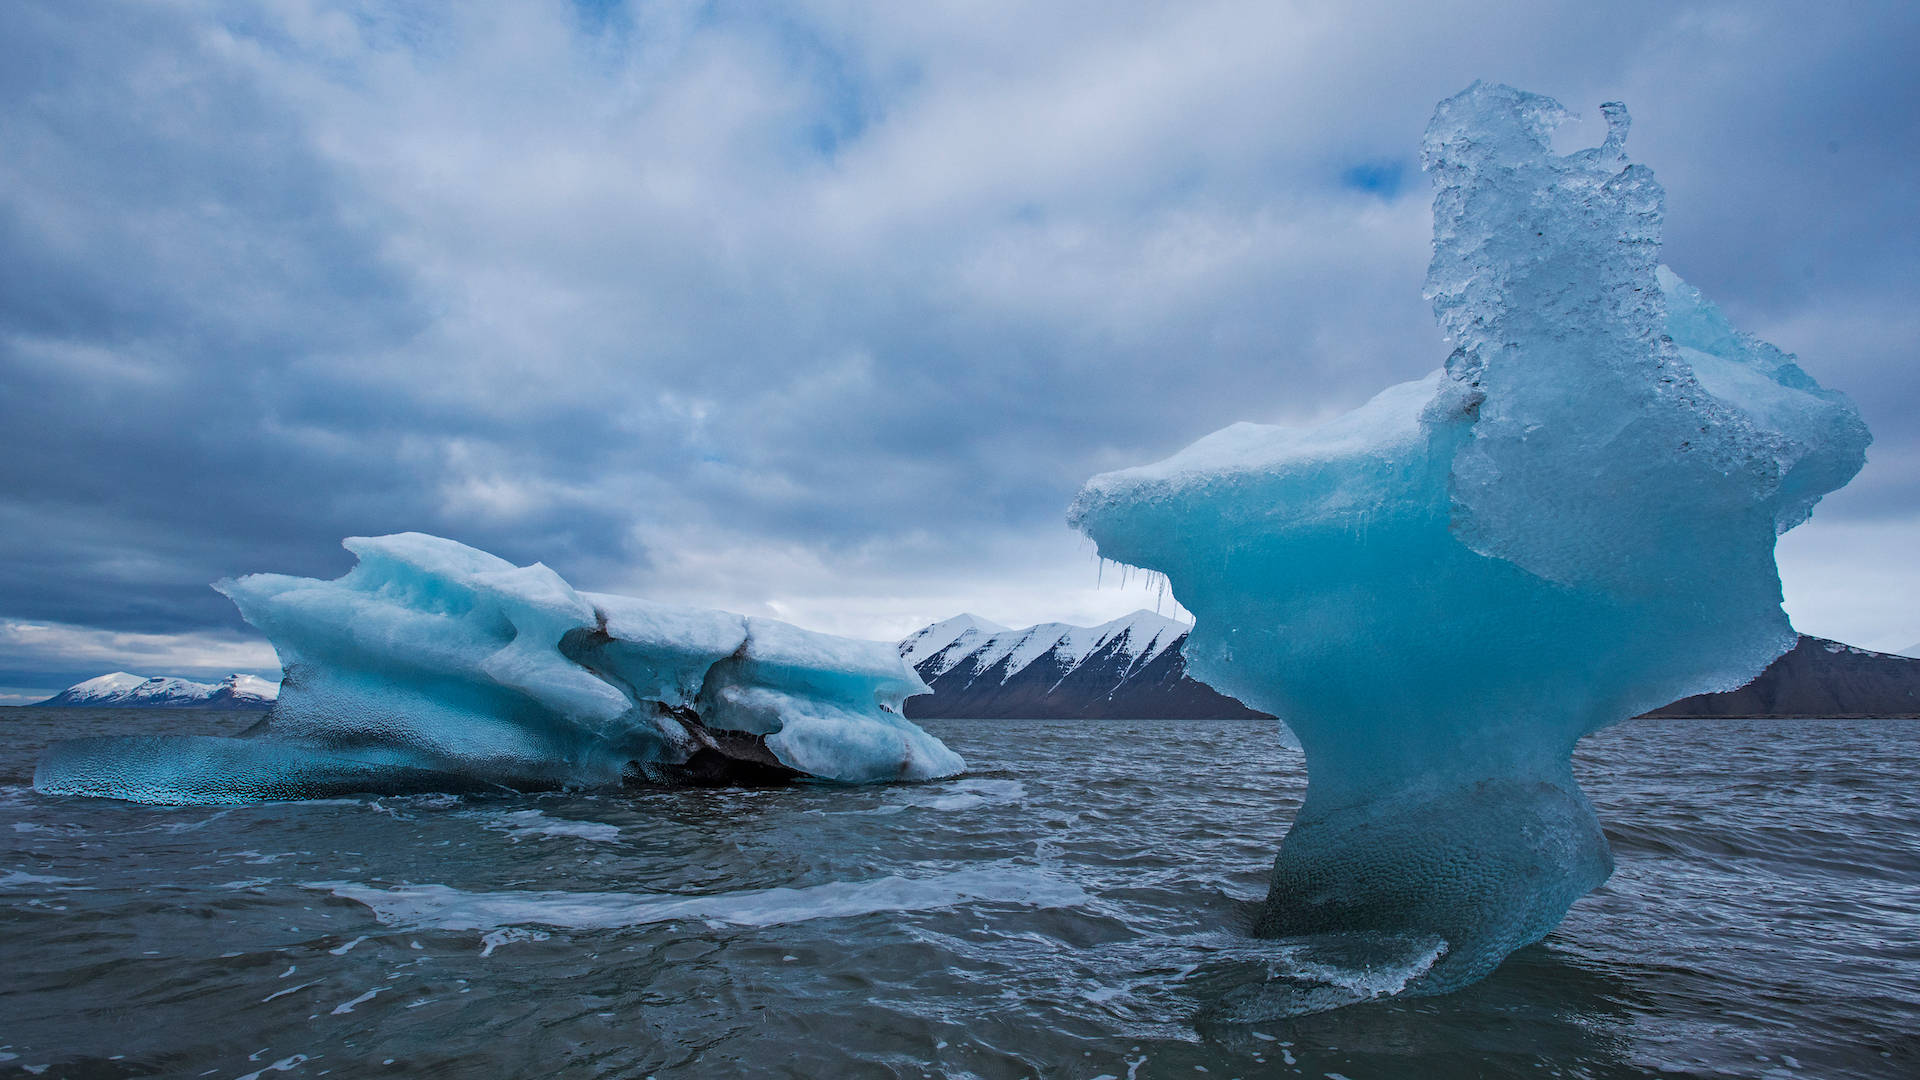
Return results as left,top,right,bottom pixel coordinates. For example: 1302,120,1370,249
2,708,1916,1079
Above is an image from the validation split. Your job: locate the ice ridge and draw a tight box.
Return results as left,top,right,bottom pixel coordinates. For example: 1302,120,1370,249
1069,82,1869,994
35,533,962,803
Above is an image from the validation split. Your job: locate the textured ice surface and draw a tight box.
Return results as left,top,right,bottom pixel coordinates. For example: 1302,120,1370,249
1069,82,1869,993
35,533,961,803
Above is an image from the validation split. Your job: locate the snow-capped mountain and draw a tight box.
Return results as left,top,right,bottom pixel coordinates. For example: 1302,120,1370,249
37,672,279,709
899,613,1011,670
898,611,1268,720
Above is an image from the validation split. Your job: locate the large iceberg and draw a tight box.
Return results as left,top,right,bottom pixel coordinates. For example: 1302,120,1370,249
1069,83,1868,994
35,533,963,803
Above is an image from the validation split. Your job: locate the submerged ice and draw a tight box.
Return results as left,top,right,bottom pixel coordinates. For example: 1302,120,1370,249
35,533,963,803
1070,83,1869,994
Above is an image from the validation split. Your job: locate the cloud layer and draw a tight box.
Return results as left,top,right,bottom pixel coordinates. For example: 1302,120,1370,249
2,0,1916,693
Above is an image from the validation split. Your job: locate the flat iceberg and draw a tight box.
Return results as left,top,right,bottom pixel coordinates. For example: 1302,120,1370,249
1069,83,1868,994
35,533,962,803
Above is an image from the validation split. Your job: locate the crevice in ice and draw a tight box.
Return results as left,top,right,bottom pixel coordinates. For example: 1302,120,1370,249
619,708,802,788
554,624,801,788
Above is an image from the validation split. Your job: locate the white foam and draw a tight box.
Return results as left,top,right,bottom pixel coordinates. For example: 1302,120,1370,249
1285,934,1449,1000
329,985,390,1014
235,1053,311,1080
850,778,1026,816
1196,932,1451,1021
261,981,319,1004
475,809,621,844
316,863,1086,934
0,870,80,888
479,927,550,956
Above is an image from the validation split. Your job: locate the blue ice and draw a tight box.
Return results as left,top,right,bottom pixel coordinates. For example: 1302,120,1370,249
35,533,962,803
1070,83,1869,993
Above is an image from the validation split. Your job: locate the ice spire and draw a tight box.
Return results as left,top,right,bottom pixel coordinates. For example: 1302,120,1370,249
1070,82,1868,1003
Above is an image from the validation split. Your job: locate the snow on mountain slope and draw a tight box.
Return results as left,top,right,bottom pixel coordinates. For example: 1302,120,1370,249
37,672,280,708
899,613,1009,671
897,611,1268,720
901,617,1920,721
220,674,281,703
961,611,1187,688
48,673,151,703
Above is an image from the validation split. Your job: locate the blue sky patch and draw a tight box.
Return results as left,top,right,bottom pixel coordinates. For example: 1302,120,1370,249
1340,161,1407,198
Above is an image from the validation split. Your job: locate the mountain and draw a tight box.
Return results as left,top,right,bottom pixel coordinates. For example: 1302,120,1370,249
37,672,280,709
901,616,1920,720
1644,636,1920,718
898,610,1269,720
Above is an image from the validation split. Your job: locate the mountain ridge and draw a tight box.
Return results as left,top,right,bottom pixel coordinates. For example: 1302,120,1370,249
899,610,1269,720
36,672,280,709
900,616,1920,720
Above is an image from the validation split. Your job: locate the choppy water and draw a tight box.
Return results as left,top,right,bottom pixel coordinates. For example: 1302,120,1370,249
2,708,1917,1079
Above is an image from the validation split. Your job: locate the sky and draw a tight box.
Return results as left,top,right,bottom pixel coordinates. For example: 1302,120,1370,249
2,0,1917,701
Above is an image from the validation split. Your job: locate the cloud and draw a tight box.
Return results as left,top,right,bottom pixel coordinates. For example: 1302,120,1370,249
0,0,1915,686
0,619,280,699
1777,513,1920,654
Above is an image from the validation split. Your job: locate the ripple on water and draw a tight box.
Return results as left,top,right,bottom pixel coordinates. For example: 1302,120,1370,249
0,709,1916,1078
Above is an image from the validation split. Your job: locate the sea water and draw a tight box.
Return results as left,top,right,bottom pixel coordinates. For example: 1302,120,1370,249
3,707,1916,1078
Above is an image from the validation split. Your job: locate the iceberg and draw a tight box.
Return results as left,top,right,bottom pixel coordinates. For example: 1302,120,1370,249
1069,83,1869,994
34,533,962,803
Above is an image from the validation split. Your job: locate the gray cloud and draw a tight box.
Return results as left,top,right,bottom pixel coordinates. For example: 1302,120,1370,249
2,0,1916,695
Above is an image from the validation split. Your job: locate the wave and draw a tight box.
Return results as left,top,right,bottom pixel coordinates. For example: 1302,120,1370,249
313,861,1087,935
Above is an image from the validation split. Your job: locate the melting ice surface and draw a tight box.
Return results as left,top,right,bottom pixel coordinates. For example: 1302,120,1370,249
35,533,963,803
1069,83,1870,995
